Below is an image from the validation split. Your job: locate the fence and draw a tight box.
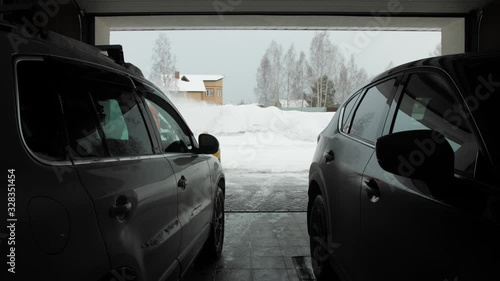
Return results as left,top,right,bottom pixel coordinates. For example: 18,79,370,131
280,107,338,112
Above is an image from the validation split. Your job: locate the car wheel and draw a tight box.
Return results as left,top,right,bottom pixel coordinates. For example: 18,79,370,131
309,195,336,281
205,186,224,259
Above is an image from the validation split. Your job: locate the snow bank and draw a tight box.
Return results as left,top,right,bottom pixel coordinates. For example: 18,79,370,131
172,97,335,173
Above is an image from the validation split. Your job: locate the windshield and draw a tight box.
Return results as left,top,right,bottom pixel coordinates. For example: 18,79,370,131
457,56,500,165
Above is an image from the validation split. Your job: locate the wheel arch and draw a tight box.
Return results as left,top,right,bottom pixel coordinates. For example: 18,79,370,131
216,175,225,197
308,166,331,237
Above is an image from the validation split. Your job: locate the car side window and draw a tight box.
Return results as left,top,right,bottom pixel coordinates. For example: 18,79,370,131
341,91,361,133
90,83,154,157
137,84,194,153
17,60,67,161
392,72,478,177
56,61,153,158
58,80,107,159
349,79,395,143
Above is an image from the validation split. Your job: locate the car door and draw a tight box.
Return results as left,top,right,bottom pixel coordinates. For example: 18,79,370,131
360,70,497,280
11,58,110,280
137,83,214,276
53,59,182,281
320,78,398,280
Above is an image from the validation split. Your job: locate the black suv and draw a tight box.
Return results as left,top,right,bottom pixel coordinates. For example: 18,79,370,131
308,53,500,281
2,21,225,281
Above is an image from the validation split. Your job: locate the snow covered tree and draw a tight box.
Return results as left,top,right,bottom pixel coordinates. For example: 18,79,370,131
149,33,177,92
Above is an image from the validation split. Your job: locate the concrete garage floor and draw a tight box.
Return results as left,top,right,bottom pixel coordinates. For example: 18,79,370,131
224,172,309,212
185,212,316,281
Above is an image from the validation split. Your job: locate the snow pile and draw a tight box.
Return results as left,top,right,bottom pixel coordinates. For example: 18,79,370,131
172,98,335,173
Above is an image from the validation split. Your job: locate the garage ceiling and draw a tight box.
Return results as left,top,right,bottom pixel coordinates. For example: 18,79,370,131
77,0,492,15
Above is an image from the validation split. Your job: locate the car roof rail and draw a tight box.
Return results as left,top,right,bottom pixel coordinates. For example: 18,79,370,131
96,45,125,65
96,45,145,78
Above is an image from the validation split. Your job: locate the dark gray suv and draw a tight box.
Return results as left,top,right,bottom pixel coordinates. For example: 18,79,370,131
308,53,500,281
1,21,225,281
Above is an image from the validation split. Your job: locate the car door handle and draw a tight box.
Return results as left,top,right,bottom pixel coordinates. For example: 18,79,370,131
363,179,381,203
324,150,335,163
110,197,132,219
178,175,188,190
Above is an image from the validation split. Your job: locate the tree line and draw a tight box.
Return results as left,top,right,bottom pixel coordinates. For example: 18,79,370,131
254,31,369,108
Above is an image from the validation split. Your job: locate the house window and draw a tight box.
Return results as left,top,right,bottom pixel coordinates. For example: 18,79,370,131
206,89,214,97
217,89,222,97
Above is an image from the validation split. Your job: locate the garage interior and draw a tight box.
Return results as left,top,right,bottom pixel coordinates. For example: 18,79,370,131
2,0,499,280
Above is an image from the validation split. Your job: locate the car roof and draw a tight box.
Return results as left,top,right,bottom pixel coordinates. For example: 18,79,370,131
371,52,500,83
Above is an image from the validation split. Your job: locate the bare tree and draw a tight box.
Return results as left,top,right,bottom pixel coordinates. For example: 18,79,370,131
310,31,336,107
254,53,273,106
283,44,297,107
254,41,285,106
150,33,177,93
268,41,285,105
336,55,368,103
254,33,371,107
293,51,313,107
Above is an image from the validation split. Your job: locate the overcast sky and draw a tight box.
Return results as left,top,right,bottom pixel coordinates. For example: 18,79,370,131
111,30,441,104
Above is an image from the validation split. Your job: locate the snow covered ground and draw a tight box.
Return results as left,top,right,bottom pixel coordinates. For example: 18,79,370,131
173,98,335,174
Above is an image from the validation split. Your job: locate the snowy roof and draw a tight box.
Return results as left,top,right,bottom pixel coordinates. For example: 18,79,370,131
183,74,224,82
164,73,224,93
177,79,206,92
163,74,206,92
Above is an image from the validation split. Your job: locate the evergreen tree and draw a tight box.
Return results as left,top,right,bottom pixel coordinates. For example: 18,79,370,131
310,75,336,107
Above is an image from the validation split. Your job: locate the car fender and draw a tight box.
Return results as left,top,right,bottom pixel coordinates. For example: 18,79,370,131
308,162,332,235
207,155,225,196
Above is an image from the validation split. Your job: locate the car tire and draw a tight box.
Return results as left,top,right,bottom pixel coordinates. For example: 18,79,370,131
309,194,337,281
205,186,225,259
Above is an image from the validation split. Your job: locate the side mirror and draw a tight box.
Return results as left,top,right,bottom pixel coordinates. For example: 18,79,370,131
376,130,454,181
198,133,219,155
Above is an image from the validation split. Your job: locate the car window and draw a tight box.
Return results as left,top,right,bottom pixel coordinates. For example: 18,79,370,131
91,83,154,157
349,79,395,143
17,60,67,161
457,56,500,166
55,61,153,158
136,82,194,153
392,72,478,177
341,91,361,133
58,81,107,159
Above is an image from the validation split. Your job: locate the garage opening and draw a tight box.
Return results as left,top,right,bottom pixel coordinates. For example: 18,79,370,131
106,16,455,212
